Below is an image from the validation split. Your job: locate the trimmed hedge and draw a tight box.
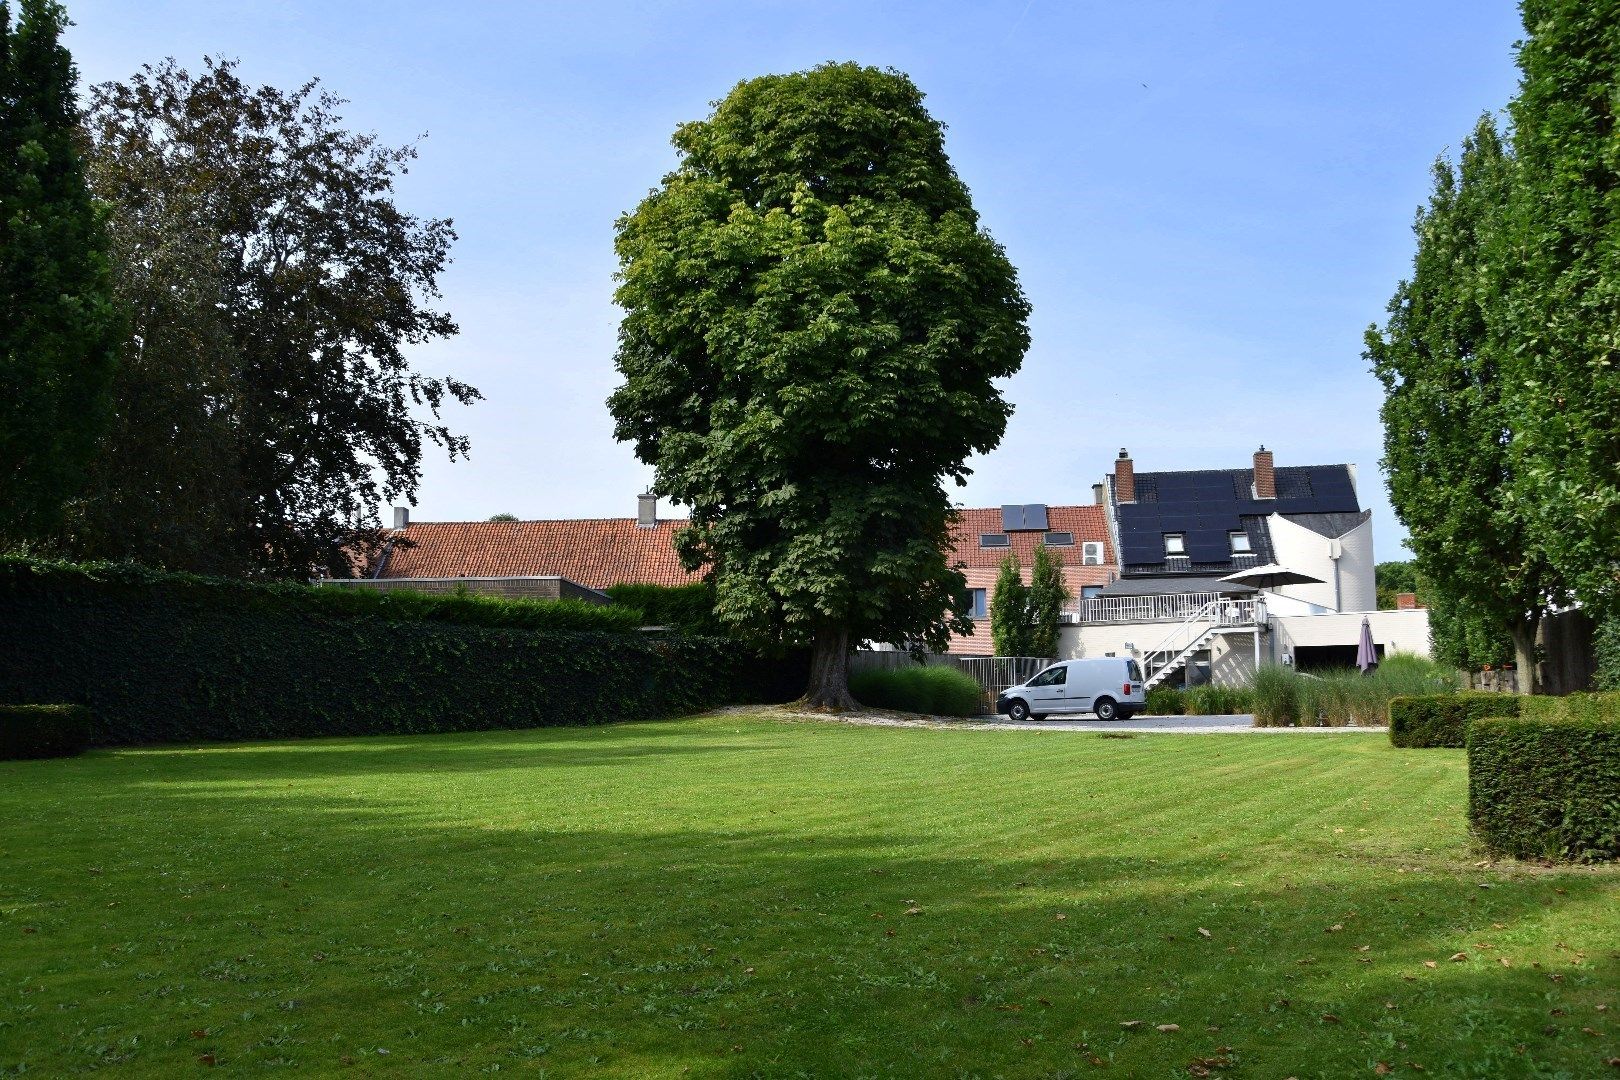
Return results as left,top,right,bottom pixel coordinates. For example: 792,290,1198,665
0,558,805,747
849,666,982,717
1468,708,1620,862
604,582,728,636
0,555,645,633
0,705,91,760
1389,692,1520,748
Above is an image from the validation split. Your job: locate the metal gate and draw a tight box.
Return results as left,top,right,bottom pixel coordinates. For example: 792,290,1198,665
849,652,1052,714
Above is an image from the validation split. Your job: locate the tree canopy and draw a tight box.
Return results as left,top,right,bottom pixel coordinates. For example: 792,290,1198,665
607,62,1030,705
1367,116,1560,685
0,0,119,544
66,58,477,576
990,554,1029,658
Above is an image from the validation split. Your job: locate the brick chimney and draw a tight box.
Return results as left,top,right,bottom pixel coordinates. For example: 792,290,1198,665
637,493,657,528
1253,445,1276,500
1396,592,1420,610
1114,448,1135,504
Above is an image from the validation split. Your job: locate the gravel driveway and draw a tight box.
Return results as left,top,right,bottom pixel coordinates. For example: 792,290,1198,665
962,713,1385,734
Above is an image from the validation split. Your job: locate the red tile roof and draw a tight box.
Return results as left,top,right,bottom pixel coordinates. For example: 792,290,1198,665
946,505,1114,569
369,503,1116,592
376,518,699,589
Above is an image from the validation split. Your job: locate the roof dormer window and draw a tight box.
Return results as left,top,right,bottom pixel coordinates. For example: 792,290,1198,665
1163,533,1186,556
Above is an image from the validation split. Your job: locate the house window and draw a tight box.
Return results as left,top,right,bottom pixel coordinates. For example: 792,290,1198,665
1164,533,1186,556
1044,531,1074,547
980,533,1010,548
969,588,988,618
1229,531,1252,554
1081,585,1103,600
1081,541,1104,566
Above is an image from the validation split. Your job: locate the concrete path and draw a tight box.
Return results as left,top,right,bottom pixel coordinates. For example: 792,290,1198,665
962,713,1385,734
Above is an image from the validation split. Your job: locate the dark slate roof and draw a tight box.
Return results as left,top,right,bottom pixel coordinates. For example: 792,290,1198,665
1281,510,1372,539
1115,464,1361,576
1096,576,1256,597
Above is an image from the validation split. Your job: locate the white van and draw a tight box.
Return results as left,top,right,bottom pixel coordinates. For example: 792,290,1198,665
995,657,1145,722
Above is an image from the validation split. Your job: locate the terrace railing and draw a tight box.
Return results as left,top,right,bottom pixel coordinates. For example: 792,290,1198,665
1070,591,1226,624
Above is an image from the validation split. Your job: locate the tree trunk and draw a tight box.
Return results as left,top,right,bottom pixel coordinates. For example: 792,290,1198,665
1510,617,1541,695
803,621,857,710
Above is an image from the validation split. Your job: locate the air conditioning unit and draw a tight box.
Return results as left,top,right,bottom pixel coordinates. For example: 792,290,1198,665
1058,611,1080,624
1082,541,1104,566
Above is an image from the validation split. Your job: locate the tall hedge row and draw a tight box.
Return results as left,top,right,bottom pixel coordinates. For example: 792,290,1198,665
1388,692,1520,748
1468,708,1620,863
0,558,804,747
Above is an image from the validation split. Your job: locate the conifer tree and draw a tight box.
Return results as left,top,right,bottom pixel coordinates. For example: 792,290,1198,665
0,0,119,543
1026,543,1070,660
990,553,1030,658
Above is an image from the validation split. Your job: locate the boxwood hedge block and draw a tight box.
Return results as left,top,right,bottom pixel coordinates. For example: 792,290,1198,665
1389,692,1520,748
1468,712,1620,862
0,705,91,760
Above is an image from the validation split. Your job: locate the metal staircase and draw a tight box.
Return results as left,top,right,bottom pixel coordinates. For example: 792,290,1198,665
1140,598,1265,689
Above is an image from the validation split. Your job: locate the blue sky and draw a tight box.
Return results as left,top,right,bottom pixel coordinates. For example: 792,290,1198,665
66,1,1526,556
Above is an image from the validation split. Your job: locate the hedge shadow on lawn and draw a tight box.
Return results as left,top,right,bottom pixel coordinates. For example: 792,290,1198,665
3,755,1615,1076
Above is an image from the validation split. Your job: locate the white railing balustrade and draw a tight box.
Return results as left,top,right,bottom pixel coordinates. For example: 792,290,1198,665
1071,591,1221,624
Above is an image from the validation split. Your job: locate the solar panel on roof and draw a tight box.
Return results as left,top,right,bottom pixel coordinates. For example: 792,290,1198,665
1023,504,1048,531
1001,505,1022,531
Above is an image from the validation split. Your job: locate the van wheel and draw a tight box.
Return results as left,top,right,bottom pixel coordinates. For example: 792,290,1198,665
1093,697,1119,721
1007,699,1031,722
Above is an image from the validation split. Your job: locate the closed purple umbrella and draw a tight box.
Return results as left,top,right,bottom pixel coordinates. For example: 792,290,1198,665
1356,616,1378,674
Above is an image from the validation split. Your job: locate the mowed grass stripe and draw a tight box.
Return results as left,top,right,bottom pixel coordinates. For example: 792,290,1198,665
0,714,1614,1076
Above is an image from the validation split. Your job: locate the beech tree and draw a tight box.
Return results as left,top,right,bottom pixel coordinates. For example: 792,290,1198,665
608,63,1030,707
68,58,477,576
0,0,119,544
1367,117,1560,689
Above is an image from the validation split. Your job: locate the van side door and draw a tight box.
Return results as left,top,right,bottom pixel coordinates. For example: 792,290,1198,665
1024,664,1068,713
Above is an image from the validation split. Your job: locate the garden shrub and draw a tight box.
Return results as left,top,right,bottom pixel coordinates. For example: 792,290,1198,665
1389,692,1519,748
1468,708,1620,862
0,557,804,746
1252,665,1301,727
1182,684,1254,716
1142,687,1184,716
0,555,644,633
849,666,982,717
0,705,91,760
604,582,728,636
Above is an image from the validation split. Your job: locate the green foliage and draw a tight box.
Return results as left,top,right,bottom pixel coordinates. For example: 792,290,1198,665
1025,543,1070,659
1253,658,1457,728
1181,684,1253,716
1142,686,1185,716
1469,706,1620,862
989,553,1030,657
848,665,981,717
487,513,519,522
604,582,728,636
1593,617,1620,692
0,703,89,759
0,0,120,543
1374,560,1421,611
1501,3,1620,612
2,555,644,634
1366,115,1558,687
1251,665,1303,727
605,62,1030,703
1389,692,1521,749
0,556,803,746
70,58,476,576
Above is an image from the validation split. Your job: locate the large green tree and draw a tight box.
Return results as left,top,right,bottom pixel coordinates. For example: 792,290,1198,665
1367,116,1560,690
1501,0,1620,613
0,0,119,544
608,63,1031,706
66,58,477,576
990,554,1030,658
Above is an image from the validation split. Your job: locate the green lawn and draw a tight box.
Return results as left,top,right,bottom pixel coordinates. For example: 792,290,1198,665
2,716,1616,1077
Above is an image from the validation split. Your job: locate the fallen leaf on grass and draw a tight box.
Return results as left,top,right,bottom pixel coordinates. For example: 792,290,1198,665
1055,913,1068,921
1423,960,1438,969
1375,1064,1392,1076
1449,952,1469,962
1327,924,1344,933
1321,1013,1341,1024
1197,928,1211,939
1120,1020,1143,1029
1156,1024,1180,1033
903,907,922,916
198,1054,216,1066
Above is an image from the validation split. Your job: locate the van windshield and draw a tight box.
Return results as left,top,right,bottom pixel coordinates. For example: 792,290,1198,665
1127,660,1143,682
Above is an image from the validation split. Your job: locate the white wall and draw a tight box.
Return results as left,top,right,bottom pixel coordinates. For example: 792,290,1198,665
1271,609,1431,659
1264,513,1375,613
